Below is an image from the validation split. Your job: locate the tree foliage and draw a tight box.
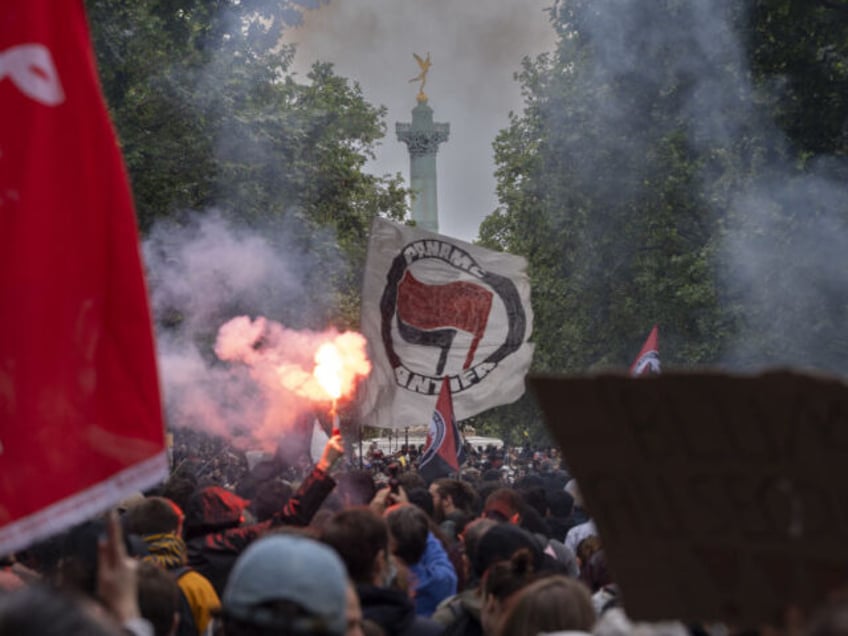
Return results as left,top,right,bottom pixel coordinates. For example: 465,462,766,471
85,0,408,329
477,0,848,443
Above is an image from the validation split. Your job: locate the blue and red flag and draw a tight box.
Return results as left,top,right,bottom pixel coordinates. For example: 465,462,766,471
418,377,466,483
630,325,661,376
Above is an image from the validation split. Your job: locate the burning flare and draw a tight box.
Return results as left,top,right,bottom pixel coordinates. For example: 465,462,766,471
215,315,372,412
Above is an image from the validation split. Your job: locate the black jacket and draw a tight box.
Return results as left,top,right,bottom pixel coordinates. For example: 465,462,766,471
187,467,336,595
357,584,444,636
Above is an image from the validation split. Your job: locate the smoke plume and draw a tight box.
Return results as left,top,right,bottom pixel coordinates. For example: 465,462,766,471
549,0,848,373
143,211,356,450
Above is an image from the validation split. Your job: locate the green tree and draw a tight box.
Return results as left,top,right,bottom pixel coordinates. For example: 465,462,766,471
477,0,848,443
85,0,408,329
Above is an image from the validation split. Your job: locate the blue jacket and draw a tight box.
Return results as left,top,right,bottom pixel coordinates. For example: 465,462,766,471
410,532,458,616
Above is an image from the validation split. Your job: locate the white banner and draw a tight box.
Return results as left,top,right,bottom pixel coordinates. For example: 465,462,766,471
359,218,534,430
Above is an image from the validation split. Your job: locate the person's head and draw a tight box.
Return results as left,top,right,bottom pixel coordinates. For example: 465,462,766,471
136,561,180,636
480,549,540,636
320,508,389,586
335,471,377,508
546,489,575,519
184,486,247,540
482,488,523,524
0,584,122,636
249,480,293,523
498,575,596,636
124,497,183,537
430,478,477,521
460,517,497,584
473,524,543,582
384,504,429,567
222,534,348,636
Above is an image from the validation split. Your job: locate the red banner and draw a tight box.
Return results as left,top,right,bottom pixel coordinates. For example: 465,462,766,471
0,1,167,554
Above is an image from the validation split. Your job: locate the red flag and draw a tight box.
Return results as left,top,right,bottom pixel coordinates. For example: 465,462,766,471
630,325,661,376
0,1,167,555
418,378,465,483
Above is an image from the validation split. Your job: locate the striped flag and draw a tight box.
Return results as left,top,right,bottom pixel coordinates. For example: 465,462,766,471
418,377,466,483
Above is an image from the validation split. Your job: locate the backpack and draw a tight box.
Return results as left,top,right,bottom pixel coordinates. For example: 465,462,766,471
172,566,201,636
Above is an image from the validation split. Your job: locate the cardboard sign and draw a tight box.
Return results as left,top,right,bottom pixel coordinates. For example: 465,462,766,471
531,371,848,626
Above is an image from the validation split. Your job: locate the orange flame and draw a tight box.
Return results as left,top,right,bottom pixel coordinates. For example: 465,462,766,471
275,330,371,410
314,342,344,401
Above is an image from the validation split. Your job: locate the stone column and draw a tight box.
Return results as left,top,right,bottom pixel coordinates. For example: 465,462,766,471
396,100,449,233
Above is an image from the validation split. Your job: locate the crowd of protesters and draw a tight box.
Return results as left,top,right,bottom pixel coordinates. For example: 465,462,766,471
1,426,847,636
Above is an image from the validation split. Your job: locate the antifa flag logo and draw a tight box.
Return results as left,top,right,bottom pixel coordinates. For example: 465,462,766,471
633,351,661,375
380,238,526,396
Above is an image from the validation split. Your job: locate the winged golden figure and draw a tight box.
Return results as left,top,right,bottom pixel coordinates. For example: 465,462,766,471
409,52,431,101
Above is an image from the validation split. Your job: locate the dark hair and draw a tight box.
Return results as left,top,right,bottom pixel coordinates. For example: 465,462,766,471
483,488,524,521
320,508,387,584
498,575,596,636
405,487,434,518
335,471,377,507
432,478,478,514
546,490,574,518
137,561,179,636
250,481,293,523
0,585,120,636
124,497,181,536
460,517,497,580
473,524,543,579
481,548,539,604
385,505,429,565
160,474,198,514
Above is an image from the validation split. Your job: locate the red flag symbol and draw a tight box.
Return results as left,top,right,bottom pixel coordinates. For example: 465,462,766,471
396,271,493,374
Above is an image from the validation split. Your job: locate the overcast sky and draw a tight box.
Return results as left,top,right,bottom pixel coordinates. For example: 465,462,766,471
281,1,558,242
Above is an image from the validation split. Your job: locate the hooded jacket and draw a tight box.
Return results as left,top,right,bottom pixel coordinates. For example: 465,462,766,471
186,466,336,595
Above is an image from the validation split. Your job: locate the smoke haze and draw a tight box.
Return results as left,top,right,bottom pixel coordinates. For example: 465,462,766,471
548,0,848,372
281,0,558,241
143,212,355,450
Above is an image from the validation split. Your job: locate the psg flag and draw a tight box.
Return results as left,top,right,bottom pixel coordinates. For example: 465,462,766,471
418,377,466,483
0,1,168,555
630,325,661,376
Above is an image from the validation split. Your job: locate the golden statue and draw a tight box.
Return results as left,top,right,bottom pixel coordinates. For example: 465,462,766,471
409,52,431,102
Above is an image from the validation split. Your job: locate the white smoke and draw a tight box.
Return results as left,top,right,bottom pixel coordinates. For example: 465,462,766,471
280,0,558,241
143,211,352,450
549,0,848,373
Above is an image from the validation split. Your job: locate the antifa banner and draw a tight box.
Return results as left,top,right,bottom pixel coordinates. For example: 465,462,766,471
0,1,167,555
359,217,534,429
418,377,466,483
630,324,660,376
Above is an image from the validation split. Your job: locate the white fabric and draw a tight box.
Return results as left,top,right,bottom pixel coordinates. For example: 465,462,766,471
359,217,534,430
564,520,598,554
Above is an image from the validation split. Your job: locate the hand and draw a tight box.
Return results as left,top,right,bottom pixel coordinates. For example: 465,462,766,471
370,485,409,515
317,433,345,473
97,510,140,623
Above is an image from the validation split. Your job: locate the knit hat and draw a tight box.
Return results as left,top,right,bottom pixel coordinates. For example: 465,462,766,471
222,534,347,635
184,486,247,535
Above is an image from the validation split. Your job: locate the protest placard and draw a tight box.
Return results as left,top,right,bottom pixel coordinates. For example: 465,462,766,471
531,370,848,626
